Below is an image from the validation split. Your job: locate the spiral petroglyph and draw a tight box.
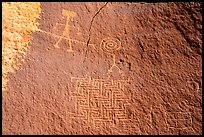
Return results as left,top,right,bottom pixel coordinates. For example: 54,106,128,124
100,37,121,54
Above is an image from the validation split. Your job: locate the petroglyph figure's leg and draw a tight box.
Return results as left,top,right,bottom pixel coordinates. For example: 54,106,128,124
108,54,123,74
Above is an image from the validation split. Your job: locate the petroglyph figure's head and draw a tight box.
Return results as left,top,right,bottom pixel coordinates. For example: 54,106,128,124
62,9,76,17
100,37,121,55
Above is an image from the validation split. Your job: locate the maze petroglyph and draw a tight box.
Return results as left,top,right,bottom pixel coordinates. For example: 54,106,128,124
68,76,139,129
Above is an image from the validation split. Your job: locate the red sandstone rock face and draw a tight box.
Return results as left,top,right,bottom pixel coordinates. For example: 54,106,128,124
2,2,202,135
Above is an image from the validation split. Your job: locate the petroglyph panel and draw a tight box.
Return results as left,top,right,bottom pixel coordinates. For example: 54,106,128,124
2,2,202,135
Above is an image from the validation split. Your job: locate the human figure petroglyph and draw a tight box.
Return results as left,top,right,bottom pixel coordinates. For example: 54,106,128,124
100,37,123,74
36,9,96,52
54,10,76,52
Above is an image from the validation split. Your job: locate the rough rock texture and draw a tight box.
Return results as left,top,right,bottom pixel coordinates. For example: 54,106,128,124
2,2,41,91
2,2,202,135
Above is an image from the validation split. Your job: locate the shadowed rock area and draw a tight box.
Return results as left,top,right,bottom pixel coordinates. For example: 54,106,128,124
2,2,202,135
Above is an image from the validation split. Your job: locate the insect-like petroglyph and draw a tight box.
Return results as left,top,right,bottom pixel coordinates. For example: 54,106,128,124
36,9,96,52
100,37,123,74
68,76,139,129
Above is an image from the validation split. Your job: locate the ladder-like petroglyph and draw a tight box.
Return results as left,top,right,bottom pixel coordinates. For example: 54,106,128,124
150,104,195,134
165,111,193,133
